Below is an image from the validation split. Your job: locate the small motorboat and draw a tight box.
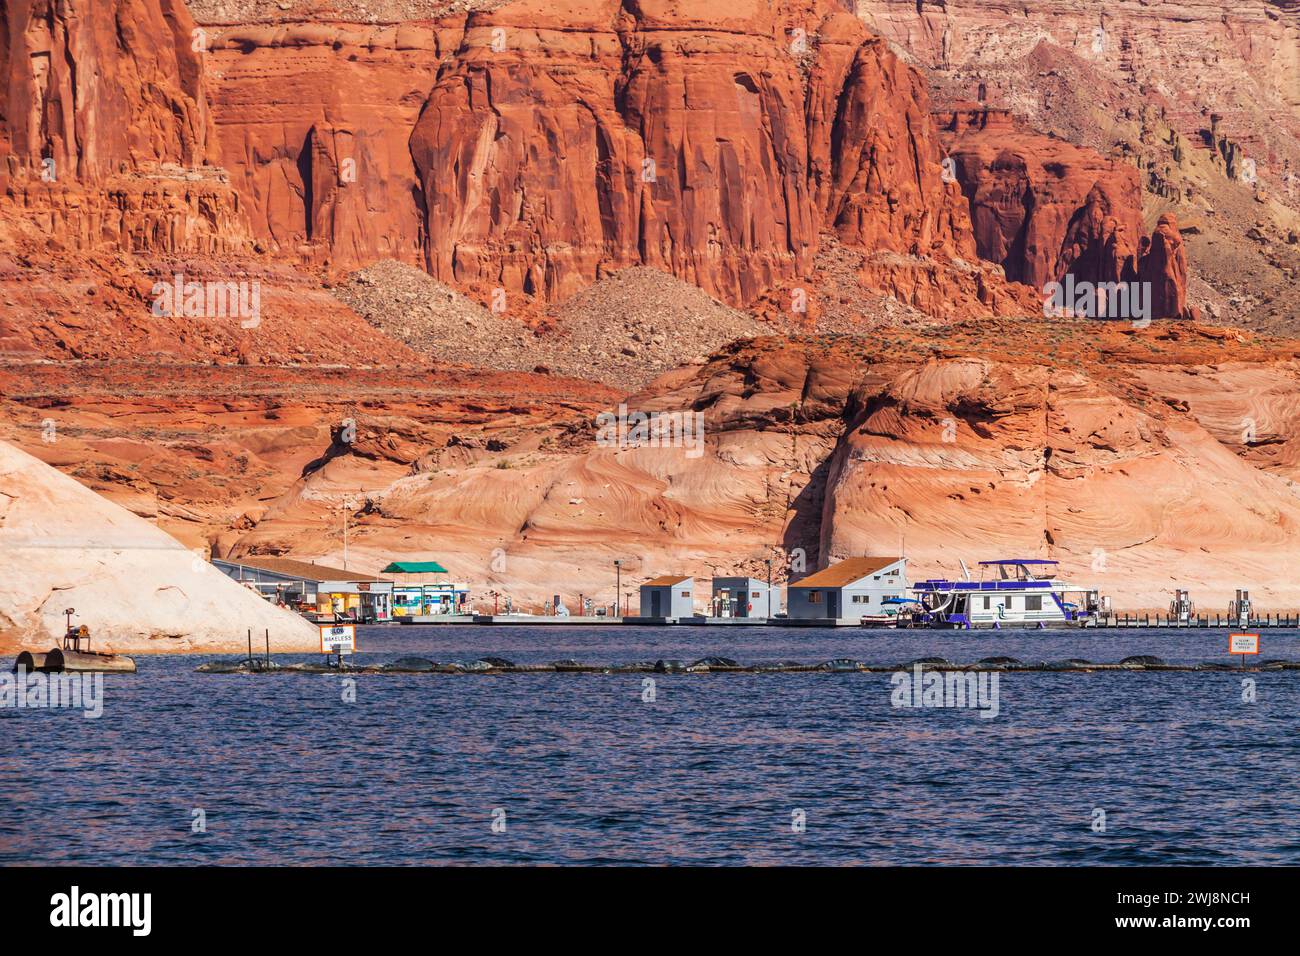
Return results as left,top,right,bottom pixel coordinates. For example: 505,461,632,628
861,597,922,628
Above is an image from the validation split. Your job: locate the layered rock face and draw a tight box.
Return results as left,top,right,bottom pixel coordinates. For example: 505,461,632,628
412,0,969,306
940,107,1194,318
858,0,1298,329
820,358,1239,569
0,0,250,255
858,0,1300,129
177,329,1300,612
201,19,464,266
940,107,1143,289
808,12,976,261
0,0,1124,318
194,0,1010,311
0,0,215,177
412,0,810,304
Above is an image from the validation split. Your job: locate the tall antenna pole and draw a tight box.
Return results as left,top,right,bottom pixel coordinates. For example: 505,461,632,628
1043,367,1051,560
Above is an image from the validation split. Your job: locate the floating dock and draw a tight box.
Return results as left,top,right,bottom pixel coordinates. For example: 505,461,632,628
389,613,1300,628
396,615,939,627
399,614,622,625
1085,614,1300,628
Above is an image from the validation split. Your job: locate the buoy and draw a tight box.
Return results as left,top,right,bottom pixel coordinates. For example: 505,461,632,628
196,654,1300,676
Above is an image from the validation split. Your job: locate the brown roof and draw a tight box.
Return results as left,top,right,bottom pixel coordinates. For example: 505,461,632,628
642,575,692,587
226,556,389,583
791,557,903,589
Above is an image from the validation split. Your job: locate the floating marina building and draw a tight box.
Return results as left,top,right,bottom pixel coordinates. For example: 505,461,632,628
213,557,394,623
639,575,695,618
710,577,778,618
381,560,470,617
787,557,908,621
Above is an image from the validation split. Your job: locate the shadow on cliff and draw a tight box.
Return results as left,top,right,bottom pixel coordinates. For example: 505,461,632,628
782,451,835,571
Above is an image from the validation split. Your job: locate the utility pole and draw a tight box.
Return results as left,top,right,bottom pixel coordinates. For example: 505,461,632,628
765,557,773,617
341,495,350,571
614,559,622,617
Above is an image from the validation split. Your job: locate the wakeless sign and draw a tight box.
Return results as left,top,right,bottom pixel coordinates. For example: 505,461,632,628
319,623,356,655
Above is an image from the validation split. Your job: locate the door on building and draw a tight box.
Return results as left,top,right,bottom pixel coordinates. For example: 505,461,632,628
651,591,661,616
828,591,840,619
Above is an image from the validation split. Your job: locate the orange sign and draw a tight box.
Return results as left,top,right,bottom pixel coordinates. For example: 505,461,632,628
1229,632,1259,655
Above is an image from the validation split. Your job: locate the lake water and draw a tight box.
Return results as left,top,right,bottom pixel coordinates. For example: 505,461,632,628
3,626,1298,865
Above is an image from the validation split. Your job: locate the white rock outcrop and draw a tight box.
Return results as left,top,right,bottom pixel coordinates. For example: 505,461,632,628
0,441,319,653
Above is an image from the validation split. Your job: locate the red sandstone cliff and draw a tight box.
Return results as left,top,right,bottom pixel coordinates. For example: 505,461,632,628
940,106,1194,318
858,0,1299,329
188,0,1031,314
1139,213,1196,321
408,0,993,308
0,0,251,256
0,0,1292,630
0,0,1175,326
0,0,215,176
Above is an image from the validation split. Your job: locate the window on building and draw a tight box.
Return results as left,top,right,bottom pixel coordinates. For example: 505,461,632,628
983,596,990,610
808,591,822,604
752,591,761,598
680,591,690,598
1025,595,1042,611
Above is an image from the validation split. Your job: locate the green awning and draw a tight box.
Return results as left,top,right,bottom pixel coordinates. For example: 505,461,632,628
381,561,449,574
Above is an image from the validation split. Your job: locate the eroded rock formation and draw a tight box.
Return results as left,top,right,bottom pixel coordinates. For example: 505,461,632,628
412,0,815,305
115,327,1300,613
941,106,1194,318
0,0,250,255
195,0,1023,312
1139,213,1196,321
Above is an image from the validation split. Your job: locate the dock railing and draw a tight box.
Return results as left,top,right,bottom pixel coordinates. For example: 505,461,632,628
1091,612,1300,628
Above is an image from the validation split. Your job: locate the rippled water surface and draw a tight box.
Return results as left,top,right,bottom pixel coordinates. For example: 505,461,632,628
3,626,1298,865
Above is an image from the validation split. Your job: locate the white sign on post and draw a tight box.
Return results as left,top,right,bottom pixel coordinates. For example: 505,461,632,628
319,623,356,655
1229,632,1259,656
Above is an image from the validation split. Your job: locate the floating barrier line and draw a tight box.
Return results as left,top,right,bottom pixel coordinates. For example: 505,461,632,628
196,655,1300,675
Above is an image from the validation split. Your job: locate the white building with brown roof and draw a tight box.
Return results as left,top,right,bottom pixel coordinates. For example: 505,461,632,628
787,557,908,621
639,575,695,619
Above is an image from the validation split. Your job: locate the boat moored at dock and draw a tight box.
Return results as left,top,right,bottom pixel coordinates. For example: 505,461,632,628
910,559,1091,629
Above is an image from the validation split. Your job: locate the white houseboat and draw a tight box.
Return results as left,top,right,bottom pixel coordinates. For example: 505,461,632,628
910,559,1089,628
